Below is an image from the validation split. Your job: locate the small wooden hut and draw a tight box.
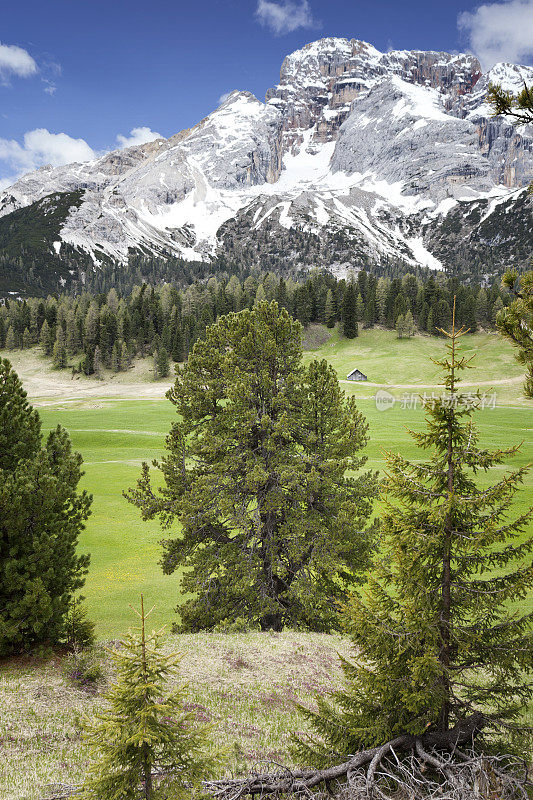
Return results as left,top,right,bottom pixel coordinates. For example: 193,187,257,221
346,368,368,382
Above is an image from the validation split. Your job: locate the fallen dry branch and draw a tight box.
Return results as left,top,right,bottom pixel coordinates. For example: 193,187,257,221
41,716,531,800
203,716,530,800
204,748,530,800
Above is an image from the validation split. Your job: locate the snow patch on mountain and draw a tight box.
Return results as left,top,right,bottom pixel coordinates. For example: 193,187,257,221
0,36,532,274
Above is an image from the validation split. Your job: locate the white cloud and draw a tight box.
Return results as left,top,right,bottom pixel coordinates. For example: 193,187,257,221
0,126,167,189
458,0,533,69
42,79,57,96
255,0,319,35
0,42,37,83
116,126,162,148
0,128,95,185
218,91,232,105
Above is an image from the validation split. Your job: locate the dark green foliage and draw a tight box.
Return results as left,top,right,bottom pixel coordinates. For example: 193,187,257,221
0,357,41,471
126,302,376,632
497,269,533,397
342,282,358,338
1,272,508,382
324,289,336,328
64,601,97,650
154,346,170,379
80,598,217,799
295,312,532,763
0,191,94,296
0,359,92,655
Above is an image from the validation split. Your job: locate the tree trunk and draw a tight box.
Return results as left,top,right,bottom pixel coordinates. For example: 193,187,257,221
438,298,456,733
142,742,153,799
140,595,153,799
259,612,283,632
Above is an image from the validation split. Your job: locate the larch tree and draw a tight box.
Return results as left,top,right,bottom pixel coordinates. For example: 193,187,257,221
126,302,376,632
395,313,406,339
295,303,532,770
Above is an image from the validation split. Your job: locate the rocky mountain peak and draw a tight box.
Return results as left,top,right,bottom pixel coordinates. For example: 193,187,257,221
265,37,485,152
0,35,532,287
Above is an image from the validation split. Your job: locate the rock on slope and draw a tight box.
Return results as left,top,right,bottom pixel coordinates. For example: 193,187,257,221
1,36,532,288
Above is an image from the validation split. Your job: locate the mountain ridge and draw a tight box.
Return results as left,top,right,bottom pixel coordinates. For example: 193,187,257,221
0,35,532,294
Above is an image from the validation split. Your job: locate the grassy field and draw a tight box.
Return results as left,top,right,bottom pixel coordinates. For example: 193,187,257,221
0,328,532,800
2,327,531,636
0,630,351,800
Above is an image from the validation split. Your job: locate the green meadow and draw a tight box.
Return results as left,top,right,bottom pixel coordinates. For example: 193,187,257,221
1,327,532,799
15,326,528,637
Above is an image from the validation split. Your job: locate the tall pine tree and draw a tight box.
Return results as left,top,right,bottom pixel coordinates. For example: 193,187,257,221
342,283,358,339
0,359,92,654
127,302,376,632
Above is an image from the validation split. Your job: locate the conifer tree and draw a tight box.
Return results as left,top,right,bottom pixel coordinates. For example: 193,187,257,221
497,269,533,397
276,277,289,310
293,285,311,326
254,283,267,306
356,292,365,322
22,327,32,349
111,341,121,373
154,346,170,379
40,319,53,355
5,325,16,350
127,303,376,632
395,313,406,339
324,289,336,328
404,309,416,337
172,324,183,363
426,306,434,334
475,287,489,327
0,359,91,654
120,341,131,372
342,283,358,338
81,597,216,800
66,311,81,355
93,345,102,374
492,295,504,324
53,326,67,368
296,302,532,762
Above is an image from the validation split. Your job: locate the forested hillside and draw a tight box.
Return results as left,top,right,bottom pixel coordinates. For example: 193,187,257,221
0,270,508,377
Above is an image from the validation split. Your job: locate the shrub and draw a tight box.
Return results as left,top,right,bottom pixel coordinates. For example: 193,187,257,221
62,646,104,693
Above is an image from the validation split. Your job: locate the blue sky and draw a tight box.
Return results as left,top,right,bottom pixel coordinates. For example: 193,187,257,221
1,0,533,186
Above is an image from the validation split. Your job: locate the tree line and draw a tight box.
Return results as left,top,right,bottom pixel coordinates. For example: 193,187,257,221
0,270,509,378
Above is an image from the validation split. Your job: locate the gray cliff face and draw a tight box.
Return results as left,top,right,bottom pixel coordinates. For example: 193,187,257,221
329,77,533,200
265,38,483,150
0,36,532,277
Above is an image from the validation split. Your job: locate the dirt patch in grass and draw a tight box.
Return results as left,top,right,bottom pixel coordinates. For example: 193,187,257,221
302,324,333,351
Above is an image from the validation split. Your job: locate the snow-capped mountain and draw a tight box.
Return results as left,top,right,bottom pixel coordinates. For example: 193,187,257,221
1,36,532,288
